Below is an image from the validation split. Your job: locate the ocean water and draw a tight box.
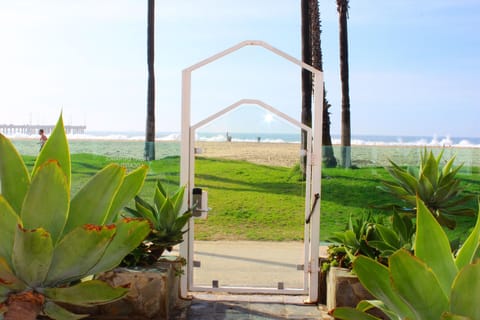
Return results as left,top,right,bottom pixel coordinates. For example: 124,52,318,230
6,131,480,167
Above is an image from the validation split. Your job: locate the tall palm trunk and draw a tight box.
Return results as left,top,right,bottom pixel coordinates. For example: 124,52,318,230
337,0,351,168
311,0,337,168
144,0,155,161
302,0,337,175
301,0,312,178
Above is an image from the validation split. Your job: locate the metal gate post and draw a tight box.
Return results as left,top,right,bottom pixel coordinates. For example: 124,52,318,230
306,72,324,303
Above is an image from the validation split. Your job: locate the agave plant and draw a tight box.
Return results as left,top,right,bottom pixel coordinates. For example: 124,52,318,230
367,211,415,259
332,198,480,320
122,180,192,267
0,116,151,320
325,212,415,271
325,213,382,270
379,149,475,229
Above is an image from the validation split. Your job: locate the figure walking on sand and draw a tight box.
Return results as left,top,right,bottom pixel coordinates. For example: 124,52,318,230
38,129,47,150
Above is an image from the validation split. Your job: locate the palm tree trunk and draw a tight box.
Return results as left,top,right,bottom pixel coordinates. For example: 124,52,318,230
311,0,337,168
337,0,351,168
145,0,156,161
301,0,312,178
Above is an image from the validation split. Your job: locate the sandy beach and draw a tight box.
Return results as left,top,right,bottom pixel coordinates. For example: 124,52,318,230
195,141,303,167
194,141,480,168
10,137,480,168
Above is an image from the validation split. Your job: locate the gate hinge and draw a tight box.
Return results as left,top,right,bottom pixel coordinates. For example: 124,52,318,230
306,261,319,274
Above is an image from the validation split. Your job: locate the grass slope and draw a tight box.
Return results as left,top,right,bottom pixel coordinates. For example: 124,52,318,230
23,154,480,242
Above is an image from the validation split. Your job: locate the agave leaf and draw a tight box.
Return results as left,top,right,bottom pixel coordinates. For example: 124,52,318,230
437,183,465,207
380,182,413,201
449,262,480,319
442,196,476,213
87,219,150,275
356,300,401,320
417,174,434,203
353,255,415,318
367,240,397,255
440,166,463,188
65,164,124,233
434,148,445,163
171,186,185,217
390,250,449,319
386,164,418,195
135,195,157,216
393,212,415,244
332,307,382,320
45,225,115,286
328,232,346,244
131,198,157,228
421,151,439,189
32,115,71,188
43,301,88,320
20,160,69,244
455,206,480,270
123,206,143,219
172,211,192,232
154,186,170,227
0,197,22,268
381,176,410,197
375,224,400,249
441,155,456,177
0,257,26,291
12,226,53,287
105,165,148,224
415,198,457,295
44,279,128,307
0,134,30,214
156,180,167,197
435,183,461,204
436,213,457,230
158,198,175,231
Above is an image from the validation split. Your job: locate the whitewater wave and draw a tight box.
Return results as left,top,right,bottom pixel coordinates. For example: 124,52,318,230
4,132,480,148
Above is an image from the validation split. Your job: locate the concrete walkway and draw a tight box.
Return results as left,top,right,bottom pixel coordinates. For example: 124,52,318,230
183,241,328,290
172,293,333,319
170,241,332,319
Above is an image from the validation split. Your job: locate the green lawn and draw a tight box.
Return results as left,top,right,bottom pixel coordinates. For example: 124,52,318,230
23,154,480,242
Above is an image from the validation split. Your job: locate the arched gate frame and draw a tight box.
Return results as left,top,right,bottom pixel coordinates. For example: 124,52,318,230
179,40,323,303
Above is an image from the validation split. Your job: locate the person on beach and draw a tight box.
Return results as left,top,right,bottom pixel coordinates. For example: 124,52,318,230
38,129,47,150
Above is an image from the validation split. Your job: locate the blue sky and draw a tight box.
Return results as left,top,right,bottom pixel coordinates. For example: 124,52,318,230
0,1,479,137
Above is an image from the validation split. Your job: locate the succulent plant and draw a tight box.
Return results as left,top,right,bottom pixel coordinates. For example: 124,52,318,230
332,198,480,320
122,181,192,267
325,211,415,271
0,116,151,319
325,213,383,270
379,149,475,229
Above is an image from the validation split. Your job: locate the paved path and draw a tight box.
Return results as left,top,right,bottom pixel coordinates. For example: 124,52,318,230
172,293,333,319
177,241,328,290
169,241,332,319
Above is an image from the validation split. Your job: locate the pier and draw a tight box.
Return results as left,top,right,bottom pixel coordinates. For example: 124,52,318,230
0,124,86,135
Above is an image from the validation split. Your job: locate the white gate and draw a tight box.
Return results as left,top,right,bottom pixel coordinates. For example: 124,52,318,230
179,40,323,303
